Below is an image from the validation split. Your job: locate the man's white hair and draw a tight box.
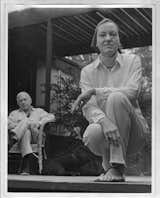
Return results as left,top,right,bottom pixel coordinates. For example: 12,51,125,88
16,91,32,103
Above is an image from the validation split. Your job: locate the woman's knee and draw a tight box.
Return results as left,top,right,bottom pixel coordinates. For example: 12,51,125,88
83,123,107,156
107,92,129,106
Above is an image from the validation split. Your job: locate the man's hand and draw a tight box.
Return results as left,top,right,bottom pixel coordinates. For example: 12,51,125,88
71,89,96,113
27,119,40,131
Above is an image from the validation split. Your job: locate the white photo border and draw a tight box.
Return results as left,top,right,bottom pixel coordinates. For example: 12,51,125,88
1,0,159,197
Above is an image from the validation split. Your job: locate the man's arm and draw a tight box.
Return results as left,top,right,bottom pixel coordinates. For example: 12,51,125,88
38,109,55,127
8,111,18,130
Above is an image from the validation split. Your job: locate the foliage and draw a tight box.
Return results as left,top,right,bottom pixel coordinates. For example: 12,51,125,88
132,47,152,131
50,75,88,137
126,47,152,175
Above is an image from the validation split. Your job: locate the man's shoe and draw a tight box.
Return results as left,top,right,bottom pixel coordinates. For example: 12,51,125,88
20,153,39,175
20,172,30,176
20,154,30,175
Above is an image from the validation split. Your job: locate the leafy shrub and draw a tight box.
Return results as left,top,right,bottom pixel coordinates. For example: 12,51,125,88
50,75,88,137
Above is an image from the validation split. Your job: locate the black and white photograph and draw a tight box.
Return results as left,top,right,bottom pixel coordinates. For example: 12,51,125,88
1,1,160,197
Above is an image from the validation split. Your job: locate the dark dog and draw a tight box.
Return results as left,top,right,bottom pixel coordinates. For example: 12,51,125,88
41,134,103,176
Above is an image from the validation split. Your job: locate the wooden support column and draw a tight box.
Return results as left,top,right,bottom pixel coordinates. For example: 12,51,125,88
45,18,52,112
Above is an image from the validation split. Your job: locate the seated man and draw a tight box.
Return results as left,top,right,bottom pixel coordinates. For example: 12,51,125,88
8,91,55,175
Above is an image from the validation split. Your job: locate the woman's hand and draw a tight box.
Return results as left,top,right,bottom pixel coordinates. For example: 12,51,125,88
71,89,96,113
99,117,121,147
106,130,121,147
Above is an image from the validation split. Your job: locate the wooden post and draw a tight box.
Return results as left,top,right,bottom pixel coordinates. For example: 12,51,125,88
45,18,52,112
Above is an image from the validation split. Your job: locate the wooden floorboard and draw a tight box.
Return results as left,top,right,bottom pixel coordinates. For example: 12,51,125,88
8,175,151,193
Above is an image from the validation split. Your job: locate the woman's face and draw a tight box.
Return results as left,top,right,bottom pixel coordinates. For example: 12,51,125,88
96,22,120,56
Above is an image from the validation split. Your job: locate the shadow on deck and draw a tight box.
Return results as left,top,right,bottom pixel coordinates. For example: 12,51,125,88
8,175,151,193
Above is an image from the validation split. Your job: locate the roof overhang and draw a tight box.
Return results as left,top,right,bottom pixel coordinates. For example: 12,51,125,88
8,7,152,58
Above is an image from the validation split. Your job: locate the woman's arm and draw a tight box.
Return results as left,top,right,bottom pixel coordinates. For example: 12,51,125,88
95,55,142,101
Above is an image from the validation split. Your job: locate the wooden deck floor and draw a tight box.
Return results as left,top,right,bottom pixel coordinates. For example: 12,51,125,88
8,175,151,193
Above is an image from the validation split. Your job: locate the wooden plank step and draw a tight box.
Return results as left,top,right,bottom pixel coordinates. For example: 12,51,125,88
8,175,151,193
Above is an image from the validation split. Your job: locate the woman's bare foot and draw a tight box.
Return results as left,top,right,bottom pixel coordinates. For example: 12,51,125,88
95,166,125,182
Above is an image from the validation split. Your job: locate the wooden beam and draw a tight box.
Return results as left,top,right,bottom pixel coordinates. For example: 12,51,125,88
8,175,151,193
61,18,91,39
120,8,149,34
45,19,52,112
52,23,83,43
